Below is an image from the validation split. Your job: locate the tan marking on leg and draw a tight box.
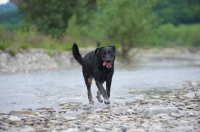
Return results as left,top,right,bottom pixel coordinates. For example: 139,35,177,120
88,91,94,104
97,90,101,98
88,78,93,84
97,90,103,103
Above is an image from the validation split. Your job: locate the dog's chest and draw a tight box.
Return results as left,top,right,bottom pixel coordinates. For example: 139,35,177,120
100,70,113,80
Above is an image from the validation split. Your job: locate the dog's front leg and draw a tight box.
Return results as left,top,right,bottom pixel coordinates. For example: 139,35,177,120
106,79,112,98
96,81,110,104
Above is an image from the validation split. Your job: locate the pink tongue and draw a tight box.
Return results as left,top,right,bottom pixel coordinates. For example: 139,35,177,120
103,62,107,66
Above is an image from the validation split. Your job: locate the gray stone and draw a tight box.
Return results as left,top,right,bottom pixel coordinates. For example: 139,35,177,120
183,93,195,99
195,90,200,97
6,116,21,124
126,129,145,132
171,112,184,118
133,96,144,101
119,126,127,132
112,108,125,115
20,127,36,132
143,107,178,118
64,116,76,121
9,110,32,115
0,112,6,115
94,128,106,132
63,128,79,132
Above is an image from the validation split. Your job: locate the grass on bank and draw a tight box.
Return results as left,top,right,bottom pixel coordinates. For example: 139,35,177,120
0,23,200,56
0,26,97,56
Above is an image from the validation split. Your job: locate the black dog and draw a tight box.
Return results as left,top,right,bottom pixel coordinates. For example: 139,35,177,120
72,43,115,104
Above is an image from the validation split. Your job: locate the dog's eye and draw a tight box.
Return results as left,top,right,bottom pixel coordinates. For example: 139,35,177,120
108,51,113,54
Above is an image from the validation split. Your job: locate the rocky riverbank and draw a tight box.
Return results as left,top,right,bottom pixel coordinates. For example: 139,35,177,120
0,80,199,132
0,48,200,73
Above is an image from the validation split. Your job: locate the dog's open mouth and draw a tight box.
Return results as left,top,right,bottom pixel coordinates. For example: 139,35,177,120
103,62,112,68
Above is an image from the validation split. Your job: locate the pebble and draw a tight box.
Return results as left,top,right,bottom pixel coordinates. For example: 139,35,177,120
6,116,21,124
112,108,125,115
20,127,36,132
94,128,106,132
0,80,199,132
183,93,195,99
9,110,32,115
143,107,178,118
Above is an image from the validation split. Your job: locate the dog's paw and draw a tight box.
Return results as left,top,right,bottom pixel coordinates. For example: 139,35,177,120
104,99,110,104
89,101,94,105
99,99,103,103
96,96,103,103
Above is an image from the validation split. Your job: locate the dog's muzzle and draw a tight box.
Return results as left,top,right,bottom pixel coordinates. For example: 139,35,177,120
103,61,112,68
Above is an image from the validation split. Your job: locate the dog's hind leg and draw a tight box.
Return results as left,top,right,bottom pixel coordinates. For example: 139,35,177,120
85,77,94,105
96,90,103,103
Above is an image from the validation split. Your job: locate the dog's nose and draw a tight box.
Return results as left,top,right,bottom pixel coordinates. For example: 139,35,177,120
106,59,111,63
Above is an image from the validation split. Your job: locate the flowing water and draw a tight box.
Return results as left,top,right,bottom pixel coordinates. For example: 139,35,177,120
0,63,200,112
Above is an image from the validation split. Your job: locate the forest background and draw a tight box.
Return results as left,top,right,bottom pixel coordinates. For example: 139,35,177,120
0,0,200,59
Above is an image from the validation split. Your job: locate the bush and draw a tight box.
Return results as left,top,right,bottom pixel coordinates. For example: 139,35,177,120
154,23,200,47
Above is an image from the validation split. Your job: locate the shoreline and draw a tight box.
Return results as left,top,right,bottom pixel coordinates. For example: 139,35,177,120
0,48,200,73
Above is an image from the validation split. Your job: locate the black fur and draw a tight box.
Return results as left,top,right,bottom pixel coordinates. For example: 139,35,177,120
72,43,115,104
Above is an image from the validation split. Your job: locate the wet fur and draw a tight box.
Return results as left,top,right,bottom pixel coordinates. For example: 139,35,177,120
72,43,115,104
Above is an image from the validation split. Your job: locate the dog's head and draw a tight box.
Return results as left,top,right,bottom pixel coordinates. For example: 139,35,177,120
95,46,115,68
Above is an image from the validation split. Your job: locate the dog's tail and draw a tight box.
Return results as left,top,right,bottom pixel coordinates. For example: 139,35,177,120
72,43,83,65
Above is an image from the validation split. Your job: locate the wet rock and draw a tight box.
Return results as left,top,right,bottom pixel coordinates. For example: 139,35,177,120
34,112,40,116
9,110,31,115
64,116,76,121
51,130,58,132
126,129,145,132
171,112,184,118
46,107,54,111
119,126,127,132
6,116,21,125
101,123,112,130
0,125,9,131
112,108,125,115
183,93,195,99
133,96,144,101
143,107,178,118
151,95,160,99
182,80,192,88
175,102,185,107
64,128,79,132
171,126,194,132
0,112,6,115
94,108,103,113
94,128,106,132
195,90,200,97
20,126,36,132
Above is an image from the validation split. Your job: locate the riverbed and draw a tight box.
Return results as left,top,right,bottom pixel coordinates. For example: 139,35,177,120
0,63,199,113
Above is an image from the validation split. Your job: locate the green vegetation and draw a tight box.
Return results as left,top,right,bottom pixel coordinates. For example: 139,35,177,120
87,0,157,60
154,24,200,47
0,27,95,56
0,0,200,58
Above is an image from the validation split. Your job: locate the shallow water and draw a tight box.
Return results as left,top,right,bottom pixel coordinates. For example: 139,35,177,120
0,64,200,112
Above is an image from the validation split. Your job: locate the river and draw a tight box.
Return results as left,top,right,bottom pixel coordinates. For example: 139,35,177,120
0,63,200,113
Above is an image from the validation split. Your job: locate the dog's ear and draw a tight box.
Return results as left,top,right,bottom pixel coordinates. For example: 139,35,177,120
112,45,115,53
95,48,100,55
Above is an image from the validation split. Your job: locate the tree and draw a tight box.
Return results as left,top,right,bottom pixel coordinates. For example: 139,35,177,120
154,0,200,25
11,0,97,37
88,0,157,60
12,0,78,37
